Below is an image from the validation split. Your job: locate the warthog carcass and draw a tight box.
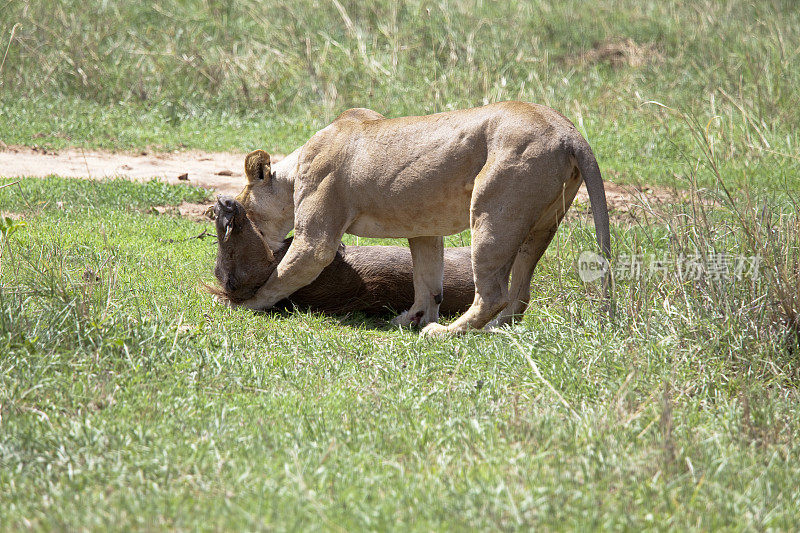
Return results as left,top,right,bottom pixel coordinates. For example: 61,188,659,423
211,197,475,322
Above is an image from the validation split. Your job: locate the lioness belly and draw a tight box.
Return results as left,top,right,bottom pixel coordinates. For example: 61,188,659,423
347,213,468,238
347,187,471,238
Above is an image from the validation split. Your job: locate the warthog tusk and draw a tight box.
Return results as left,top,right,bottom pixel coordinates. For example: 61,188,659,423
223,224,233,242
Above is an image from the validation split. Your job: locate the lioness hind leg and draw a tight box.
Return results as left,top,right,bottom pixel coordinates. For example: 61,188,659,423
392,236,444,327
489,164,582,329
421,152,572,336
422,219,530,336
488,225,558,329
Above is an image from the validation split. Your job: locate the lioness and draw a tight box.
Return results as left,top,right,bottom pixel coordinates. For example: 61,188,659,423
212,196,475,317
235,101,611,335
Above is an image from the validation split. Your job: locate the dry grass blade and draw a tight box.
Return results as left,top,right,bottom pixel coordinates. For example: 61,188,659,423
501,330,580,421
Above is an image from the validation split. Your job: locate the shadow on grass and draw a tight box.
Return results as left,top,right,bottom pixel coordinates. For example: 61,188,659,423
252,306,468,333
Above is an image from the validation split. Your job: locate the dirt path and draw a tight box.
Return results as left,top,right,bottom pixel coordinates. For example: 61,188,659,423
0,146,683,223
0,145,260,198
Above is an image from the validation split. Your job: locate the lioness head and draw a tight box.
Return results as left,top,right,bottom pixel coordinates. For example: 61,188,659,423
235,149,294,248
213,196,276,303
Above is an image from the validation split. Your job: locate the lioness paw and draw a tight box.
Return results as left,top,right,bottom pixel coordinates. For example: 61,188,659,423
390,310,414,327
211,294,232,307
420,322,451,337
392,309,434,328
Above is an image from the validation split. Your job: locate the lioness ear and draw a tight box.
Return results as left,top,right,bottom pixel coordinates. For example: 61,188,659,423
244,150,271,183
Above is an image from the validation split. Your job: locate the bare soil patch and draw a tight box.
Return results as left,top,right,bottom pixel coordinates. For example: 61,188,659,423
571,180,692,225
0,211,24,221
151,201,217,221
0,145,685,224
0,145,279,198
0,145,288,221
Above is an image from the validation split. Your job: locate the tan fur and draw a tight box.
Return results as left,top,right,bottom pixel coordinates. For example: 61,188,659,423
235,101,611,335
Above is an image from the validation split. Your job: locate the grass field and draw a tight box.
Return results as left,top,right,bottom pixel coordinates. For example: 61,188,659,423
1,174,797,530
2,0,800,190
2,0,800,530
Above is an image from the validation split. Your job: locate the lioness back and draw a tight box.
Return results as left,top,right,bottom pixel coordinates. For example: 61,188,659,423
296,102,580,239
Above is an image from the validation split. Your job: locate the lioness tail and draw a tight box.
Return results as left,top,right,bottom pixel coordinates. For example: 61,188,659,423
572,140,611,260
572,138,613,309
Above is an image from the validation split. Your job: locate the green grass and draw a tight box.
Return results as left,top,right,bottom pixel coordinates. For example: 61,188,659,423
1,0,799,190
1,173,798,530
0,175,209,211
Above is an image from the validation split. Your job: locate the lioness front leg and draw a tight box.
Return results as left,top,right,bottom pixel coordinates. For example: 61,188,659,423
391,236,444,327
238,234,340,311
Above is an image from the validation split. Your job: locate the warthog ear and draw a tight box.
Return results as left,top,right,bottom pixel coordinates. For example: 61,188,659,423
244,150,271,183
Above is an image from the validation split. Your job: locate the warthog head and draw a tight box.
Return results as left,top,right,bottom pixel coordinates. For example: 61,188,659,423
212,196,277,303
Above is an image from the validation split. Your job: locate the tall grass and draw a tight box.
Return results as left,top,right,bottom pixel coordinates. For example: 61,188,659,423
670,105,798,356
3,0,797,117
1,0,799,192
579,103,800,381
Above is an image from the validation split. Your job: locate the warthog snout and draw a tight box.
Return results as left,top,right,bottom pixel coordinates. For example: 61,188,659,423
215,195,242,243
